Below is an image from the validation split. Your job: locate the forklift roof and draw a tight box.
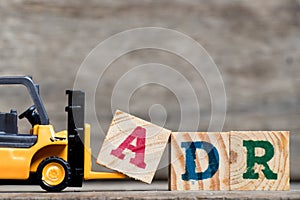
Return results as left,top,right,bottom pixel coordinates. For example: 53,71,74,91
0,76,49,125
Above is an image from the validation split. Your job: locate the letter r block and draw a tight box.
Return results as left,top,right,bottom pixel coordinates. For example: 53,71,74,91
97,110,171,184
230,131,289,190
170,132,230,190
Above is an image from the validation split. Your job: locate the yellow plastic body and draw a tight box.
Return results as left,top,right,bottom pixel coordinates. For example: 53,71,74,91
0,125,68,180
83,124,125,180
0,123,124,181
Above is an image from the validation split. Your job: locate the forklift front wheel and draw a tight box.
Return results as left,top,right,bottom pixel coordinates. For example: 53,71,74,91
37,157,71,192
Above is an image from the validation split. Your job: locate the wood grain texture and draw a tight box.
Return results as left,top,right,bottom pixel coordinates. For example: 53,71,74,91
170,132,230,190
97,110,171,184
230,131,289,190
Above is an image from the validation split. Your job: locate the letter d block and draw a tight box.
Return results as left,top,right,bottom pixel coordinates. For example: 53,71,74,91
97,110,171,184
170,132,230,190
230,131,289,190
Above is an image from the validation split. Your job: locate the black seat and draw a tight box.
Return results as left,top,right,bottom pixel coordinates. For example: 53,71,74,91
0,133,37,148
0,110,37,148
0,110,18,134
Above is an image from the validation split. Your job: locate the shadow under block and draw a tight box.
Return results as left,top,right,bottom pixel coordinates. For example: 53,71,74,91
97,110,171,184
170,132,230,190
230,131,289,190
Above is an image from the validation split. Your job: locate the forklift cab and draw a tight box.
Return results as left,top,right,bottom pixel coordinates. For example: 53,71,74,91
0,76,49,148
0,109,38,148
0,76,71,190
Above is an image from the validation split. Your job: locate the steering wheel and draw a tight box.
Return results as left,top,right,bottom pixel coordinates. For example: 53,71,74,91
19,105,41,126
19,105,36,120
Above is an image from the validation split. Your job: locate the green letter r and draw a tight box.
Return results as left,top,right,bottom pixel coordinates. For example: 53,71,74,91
243,140,277,180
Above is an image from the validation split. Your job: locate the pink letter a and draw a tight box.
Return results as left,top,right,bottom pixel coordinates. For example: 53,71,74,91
110,126,147,169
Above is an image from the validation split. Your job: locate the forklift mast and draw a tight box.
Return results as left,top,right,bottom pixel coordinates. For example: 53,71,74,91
65,90,85,187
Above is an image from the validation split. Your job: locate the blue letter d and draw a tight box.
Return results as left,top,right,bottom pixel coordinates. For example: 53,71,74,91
181,141,219,181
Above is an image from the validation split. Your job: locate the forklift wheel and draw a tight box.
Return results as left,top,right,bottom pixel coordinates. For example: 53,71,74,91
37,157,71,192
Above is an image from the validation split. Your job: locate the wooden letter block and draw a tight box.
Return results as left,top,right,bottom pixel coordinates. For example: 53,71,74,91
97,110,171,184
230,131,289,190
170,132,230,190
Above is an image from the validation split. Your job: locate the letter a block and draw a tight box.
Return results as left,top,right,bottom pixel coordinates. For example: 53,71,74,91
170,132,230,190
97,110,171,184
230,131,289,190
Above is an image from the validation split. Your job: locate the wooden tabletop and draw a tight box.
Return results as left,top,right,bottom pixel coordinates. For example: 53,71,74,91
0,181,299,199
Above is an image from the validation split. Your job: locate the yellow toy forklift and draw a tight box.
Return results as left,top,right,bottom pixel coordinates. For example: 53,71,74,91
0,76,124,192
